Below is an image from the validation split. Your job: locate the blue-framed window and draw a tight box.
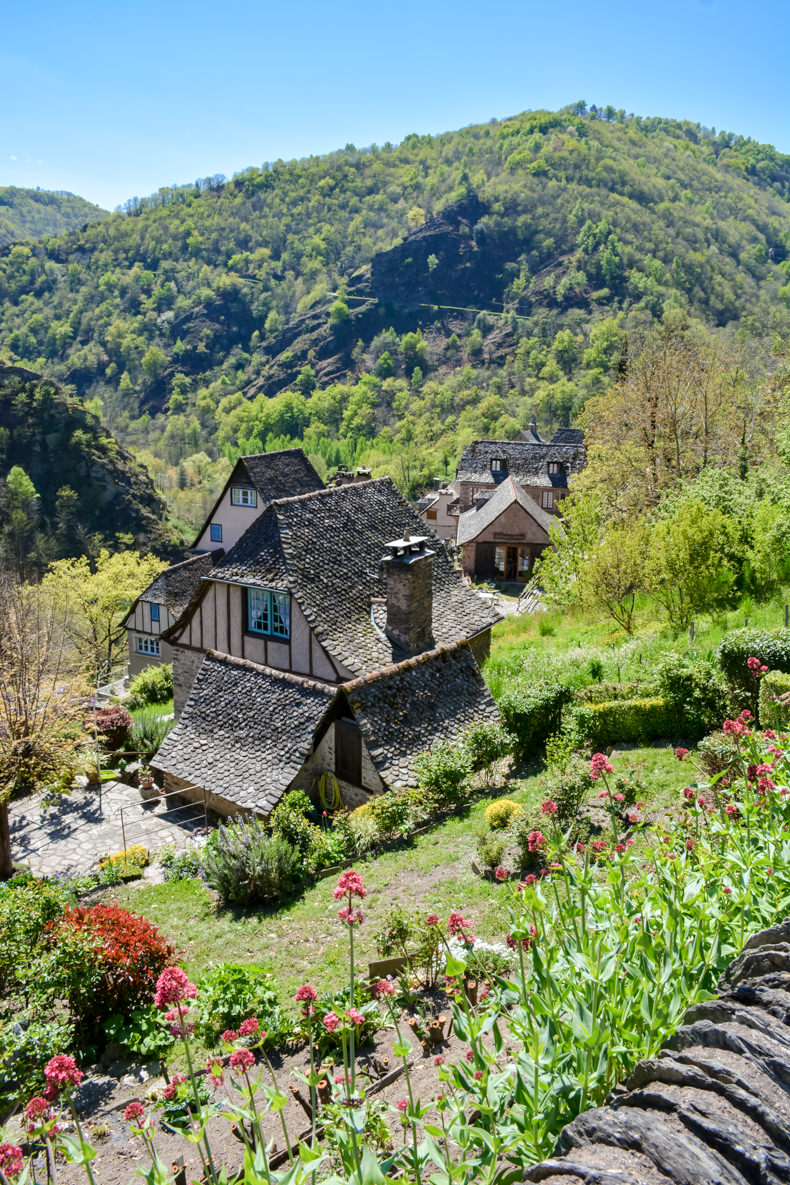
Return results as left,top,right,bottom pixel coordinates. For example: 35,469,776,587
247,587,290,639
210,523,223,542
231,486,257,507
136,635,160,655
150,603,160,622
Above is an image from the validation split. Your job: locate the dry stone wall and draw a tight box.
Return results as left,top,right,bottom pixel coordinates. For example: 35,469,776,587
524,920,790,1185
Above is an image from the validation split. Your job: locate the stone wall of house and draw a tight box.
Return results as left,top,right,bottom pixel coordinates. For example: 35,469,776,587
172,644,205,716
292,722,386,808
128,636,175,678
468,630,491,667
160,772,254,820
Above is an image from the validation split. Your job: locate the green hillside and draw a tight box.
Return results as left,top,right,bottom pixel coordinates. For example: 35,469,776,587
0,187,107,247
1,104,790,503
0,364,178,573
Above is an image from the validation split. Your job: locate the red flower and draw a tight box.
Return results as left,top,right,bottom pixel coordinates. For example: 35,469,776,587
239,1017,260,1038
590,753,614,780
220,1028,238,1043
23,1096,54,1132
675,747,690,761
591,839,609,854
540,800,558,816
434,1056,445,1066
295,984,318,1016
333,869,366,900
396,1099,408,1113
523,874,538,885
473,1070,484,1080
448,911,470,936
527,829,546,852
0,1144,23,1179
725,803,738,817
374,978,395,998
322,1011,340,1032
161,1073,187,1101
154,967,197,1009
682,786,695,800
229,1048,255,1072
206,1058,224,1087
44,1054,83,1093
124,1101,145,1123
494,866,508,881
465,1050,475,1062
425,913,439,925
337,905,364,926
613,843,626,853
346,1008,365,1025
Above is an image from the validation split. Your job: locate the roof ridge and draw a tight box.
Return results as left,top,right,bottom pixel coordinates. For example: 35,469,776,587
340,639,469,694
270,475,392,509
204,649,336,695
241,446,311,462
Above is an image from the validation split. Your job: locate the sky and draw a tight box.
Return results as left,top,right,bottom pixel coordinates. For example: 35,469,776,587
2,0,789,211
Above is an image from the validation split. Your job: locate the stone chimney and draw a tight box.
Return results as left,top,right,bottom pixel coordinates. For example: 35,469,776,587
381,529,434,654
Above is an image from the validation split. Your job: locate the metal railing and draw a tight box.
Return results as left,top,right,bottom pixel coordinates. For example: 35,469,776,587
118,782,210,854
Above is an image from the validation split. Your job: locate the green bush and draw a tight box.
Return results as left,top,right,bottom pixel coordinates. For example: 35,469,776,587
0,1017,74,1108
158,841,207,882
368,790,412,838
270,790,349,873
463,722,513,785
0,877,67,997
542,756,592,825
758,669,790,730
203,820,303,905
497,682,574,760
696,731,741,778
476,831,507,871
415,741,472,806
570,697,678,746
717,628,790,697
578,681,656,704
195,964,289,1047
129,709,174,761
655,651,729,738
127,664,173,710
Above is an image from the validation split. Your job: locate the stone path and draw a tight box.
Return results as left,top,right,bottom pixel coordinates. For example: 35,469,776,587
9,780,208,878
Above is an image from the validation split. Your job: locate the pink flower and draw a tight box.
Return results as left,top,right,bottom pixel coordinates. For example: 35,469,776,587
229,1048,255,1072
124,1101,145,1123
613,792,625,803
239,1017,260,1038
725,803,738,817
613,843,626,853
682,786,695,800
465,1050,475,1062
333,869,366,900
506,932,532,951
374,979,395,998
591,839,609,854
206,1058,224,1087
590,753,614,780
527,829,546,852
434,1056,445,1066
44,1055,83,1093
747,656,761,671
161,1074,187,1101
396,1099,408,1113
523,874,538,885
686,838,696,851
575,841,586,853
221,1029,238,1043
540,800,558,816
0,1144,23,1179
322,1011,340,1032
494,866,508,881
723,886,732,895
473,1070,484,1080
426,913,439,925
448,911,470,936
337,905,364,926
154,967,197,1009
23,1096,54,1132
675,747,690,761
346,1008,365,1026
627,812,639,824
296,984,318,1003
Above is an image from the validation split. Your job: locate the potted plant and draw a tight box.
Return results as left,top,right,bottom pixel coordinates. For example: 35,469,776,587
139,765,160,803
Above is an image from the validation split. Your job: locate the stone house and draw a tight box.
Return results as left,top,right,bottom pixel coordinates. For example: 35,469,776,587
457,476,555,583
122,448,325,674
416,482,460,542
153,475,501,818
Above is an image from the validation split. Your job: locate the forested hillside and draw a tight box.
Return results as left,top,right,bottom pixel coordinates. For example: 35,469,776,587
0,187,107,248
2,104,790,516
0,365,178,573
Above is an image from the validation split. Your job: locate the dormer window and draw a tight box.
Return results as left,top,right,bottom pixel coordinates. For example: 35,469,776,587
490,457,507,474
548,461,565,476
232,486,257,507
247,587,290,639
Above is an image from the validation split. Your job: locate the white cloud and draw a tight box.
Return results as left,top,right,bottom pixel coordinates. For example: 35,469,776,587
9,155,16,161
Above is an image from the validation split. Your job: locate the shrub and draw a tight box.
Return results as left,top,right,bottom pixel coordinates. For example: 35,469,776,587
368,790,412,838
696,731,741,778
463,721,513,786
758,669,790,730
85,706,133,750
483,798,523,829
373,904,444,988
578,681,656,704
270,790,316,850
129,709,174,761
158,840,207,881
0,878,67,997
570,697,677,746
50,904,175,1025
345,804,381,856
543,756,592,825
655,651,729,738
0,1016,74,1108
202,819,303,905
98,845,149,877
127,663,173,710
103,1006,174,1058
415,741,472,806
497,682,573,761
194,964,289,1047
476,832,507,871
717,628,790,697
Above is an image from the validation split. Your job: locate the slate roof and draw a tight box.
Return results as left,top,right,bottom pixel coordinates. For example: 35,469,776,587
122,552,219,629
241,449,324,502
457,476,554,545
208,477,501,676
152,652,334,814
343,643,499,789
550,427,585,445
457,438,586,488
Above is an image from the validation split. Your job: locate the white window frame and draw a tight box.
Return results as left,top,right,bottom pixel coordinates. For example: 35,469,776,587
231,486,257,507
247,587,290,639
541,490,554,509
490,457,506,473
136,635,161,655
548,461,564,475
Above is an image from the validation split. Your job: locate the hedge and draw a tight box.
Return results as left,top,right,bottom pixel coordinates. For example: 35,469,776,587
717,629,790,696
570,697,679,747
758,670,790,731
578,681,657,704
497,682,573,761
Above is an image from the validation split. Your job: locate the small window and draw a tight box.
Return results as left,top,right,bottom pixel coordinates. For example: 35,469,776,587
231,486,257,507
541,490,554,509
548,461,565,476
490,457,506,473
247,587,290,638
210,523,223,542
150,603,160,622
136,636,160,655
336,719,362,784
426,509,437,520
517,548,531,580
493,546,506,579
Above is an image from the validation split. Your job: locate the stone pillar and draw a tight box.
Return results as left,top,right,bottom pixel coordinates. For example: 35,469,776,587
381,532,434,654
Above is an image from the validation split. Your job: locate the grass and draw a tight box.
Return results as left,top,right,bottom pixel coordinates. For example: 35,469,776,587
129,697,173,724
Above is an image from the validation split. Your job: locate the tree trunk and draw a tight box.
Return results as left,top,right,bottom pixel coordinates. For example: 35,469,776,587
0,801,13,880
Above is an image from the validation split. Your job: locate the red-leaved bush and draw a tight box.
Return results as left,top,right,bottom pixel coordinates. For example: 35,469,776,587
84,706,133,751
50,905,176,1021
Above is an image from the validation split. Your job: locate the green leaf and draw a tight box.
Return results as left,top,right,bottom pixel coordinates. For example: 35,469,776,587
445,953,466,977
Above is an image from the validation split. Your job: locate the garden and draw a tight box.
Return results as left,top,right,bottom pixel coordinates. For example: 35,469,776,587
3,605,790,1182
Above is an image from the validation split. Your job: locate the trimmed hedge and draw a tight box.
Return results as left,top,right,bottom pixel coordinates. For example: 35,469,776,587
717,629,790,696
654,651,729,738
497,682,574,761
758,670,790,731
578,681,657,704
570,697,678,747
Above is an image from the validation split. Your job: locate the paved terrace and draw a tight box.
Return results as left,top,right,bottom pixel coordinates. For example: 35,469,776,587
8,780,207,878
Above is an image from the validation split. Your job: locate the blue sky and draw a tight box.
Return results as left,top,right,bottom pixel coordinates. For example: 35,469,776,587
2,0,788,211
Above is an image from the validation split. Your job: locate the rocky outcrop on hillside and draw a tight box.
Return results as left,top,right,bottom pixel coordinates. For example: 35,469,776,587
524,920,790,1184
